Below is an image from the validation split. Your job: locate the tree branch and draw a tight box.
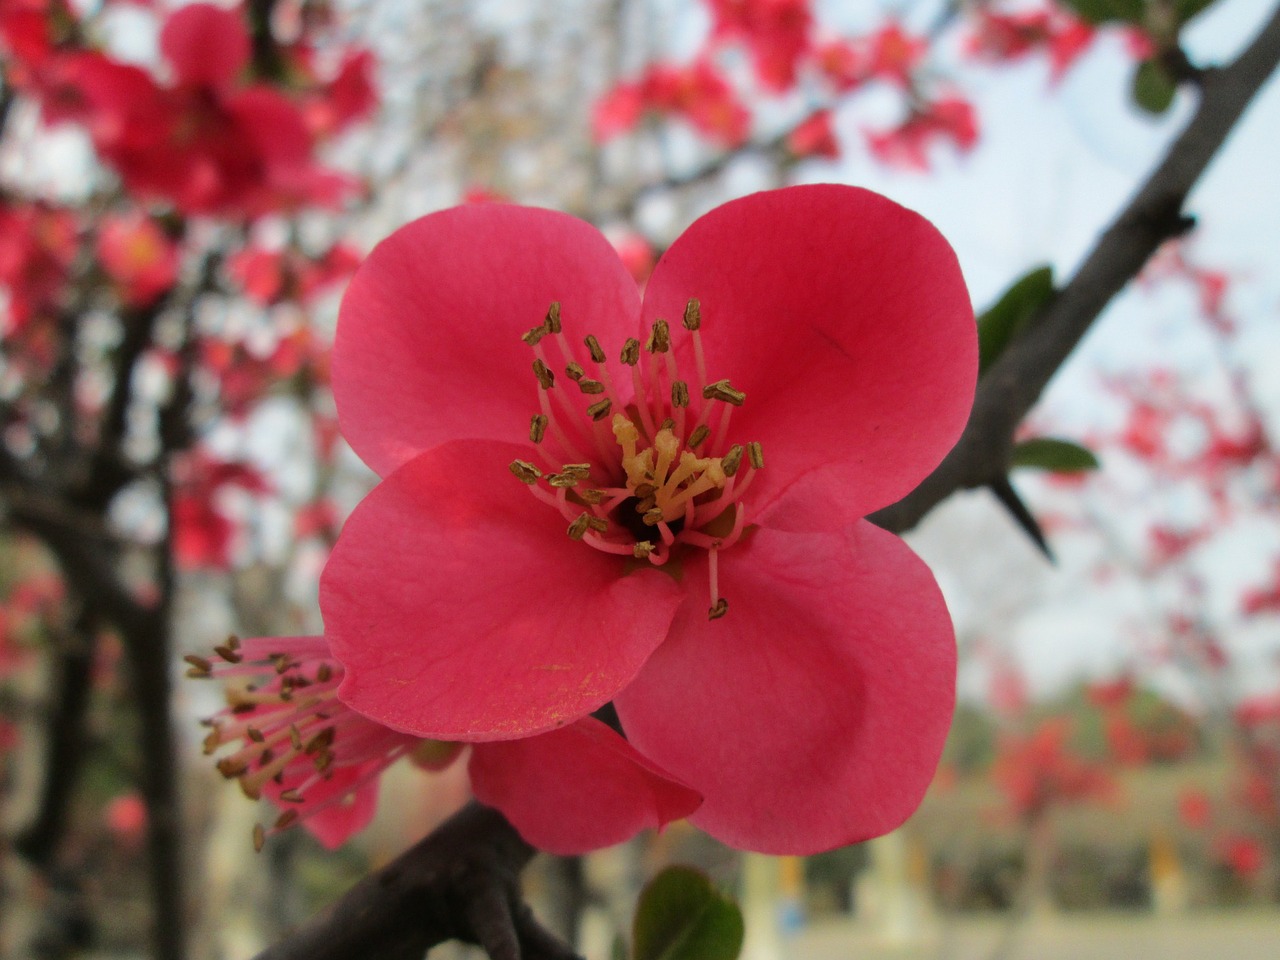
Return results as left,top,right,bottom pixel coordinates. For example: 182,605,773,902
870,1,1280,535
252,803,579,960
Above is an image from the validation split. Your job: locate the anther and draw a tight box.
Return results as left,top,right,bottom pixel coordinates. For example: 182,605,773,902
748,441,764,469
620,338,640,365
316,663,332,683
633,482,657,498
565,361,585,381
509,459,542,484
253,824,266,852
721,445,744,477
586,516,609,533
184,654,212,676
580,489,605,504
682,298,701,331
521,324,548,346
671,381,690,408
279,789,304,803
661,418,675,432
703,379,746,406
545,301,562,333
646,319,671,353
584,335,607,363
532,358,555,389
275,810,299,831
214,643,242,663
567,513,592,541
547,473,579,489
642,508,664,526
562,464,592,480
708,598,729,620
687,424,711,449
634,541,654,559
529,414,548,443
587,398,612,421
247,727,265,743
577,378,605,395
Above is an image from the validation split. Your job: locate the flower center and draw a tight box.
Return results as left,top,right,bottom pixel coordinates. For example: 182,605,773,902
509,298,762,620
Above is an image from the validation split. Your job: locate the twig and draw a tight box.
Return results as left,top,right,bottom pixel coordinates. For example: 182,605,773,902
870,1,1280,535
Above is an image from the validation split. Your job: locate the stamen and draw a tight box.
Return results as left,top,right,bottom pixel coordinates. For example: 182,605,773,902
620,338,640,366
584,335,607,364
709,599,729,620
721,444,744,477
545,301,562,333
509,460,542,484
586,398,612,421
633,541,654,560
567,513,592,540
682,298,701,331
577,378,606,395
702,379,745,406
532,358,555,389
521,323,549,346
748,441,764,469
530,414,548,443
687,424,710,449
645,319,671,354
671,381,690,408
565,361,585,381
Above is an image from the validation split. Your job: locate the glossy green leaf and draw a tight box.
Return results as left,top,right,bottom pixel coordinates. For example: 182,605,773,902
633,867,745,960
1133,59,1177,114
1011,437,1100,473
1060,0,1145,24
977,265,1055,375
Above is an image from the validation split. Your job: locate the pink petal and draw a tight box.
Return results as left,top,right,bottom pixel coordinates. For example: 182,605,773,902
642,184,975,516
469,717,702,854
333,204,642,477
160,3,250,90
614,512,956,854
322,440,683,741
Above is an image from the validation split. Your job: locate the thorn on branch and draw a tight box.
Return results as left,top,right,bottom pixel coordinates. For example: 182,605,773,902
987,475,1055,563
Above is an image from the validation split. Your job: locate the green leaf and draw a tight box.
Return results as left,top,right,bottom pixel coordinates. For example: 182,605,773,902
1011,437,1100,473
1133,59,1177,114
633,867,745,960
1060,0,1145,24
977,266,1055,375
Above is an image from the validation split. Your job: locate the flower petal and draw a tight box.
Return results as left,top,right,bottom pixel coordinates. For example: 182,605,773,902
160,3,250,91
469,717,702,854
333,204,643,477
322,440,683,741
641,184,975,515
614,515,955,854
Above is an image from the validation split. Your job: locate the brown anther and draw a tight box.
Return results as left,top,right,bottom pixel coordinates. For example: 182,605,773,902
260,748,275,765
274,810,300,831
620,338,641,365
316,663,332,683
232,702,255,715
708,598,729,620
289,725,303,750
214,644,242,664
545,301,562,333
253,824,266,853
532,358,555,389
247,727,265,743
687,424,711,449
547,473,579,489
567,513,592,541
642,508,664,526
587,398,613,421
565,361,585,381
671,381,690,408
721,444,744,477
217,757,248,779
645,319,671,353
748,441,764,469
279,789,304,803
661,418,675,432
586,516,609,533
509,459,542,484
682,298,702,331
314,751,334,773
633,482,657,498
637,496,657,512
183,654,212,675
529,414,548,444
272,654,292,675
578,378,605,395
584,335,607,363
703,379,746,406
633,541,655,559
278,686,294,702
579,488,605,504
304,727,335,755
562,463,592,479
227,635,241,651
186,668,210,679
521,323,548,346
202,729,222,754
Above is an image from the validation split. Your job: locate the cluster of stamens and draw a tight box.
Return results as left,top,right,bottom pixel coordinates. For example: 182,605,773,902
510,298,762,620
187,635,421,850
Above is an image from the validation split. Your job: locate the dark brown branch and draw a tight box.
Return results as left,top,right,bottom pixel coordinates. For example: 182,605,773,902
252,803,579,960
870,1,1280,535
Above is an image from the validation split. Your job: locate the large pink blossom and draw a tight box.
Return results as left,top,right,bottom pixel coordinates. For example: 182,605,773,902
322,185,975,854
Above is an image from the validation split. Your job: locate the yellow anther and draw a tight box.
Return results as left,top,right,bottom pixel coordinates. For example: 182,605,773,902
633,482,657,498
748,441,764,469
533,358,555,389
509,459,542,484
561,464,592,479
642,508,664,526
620,338,641,365
703,378,746,406
578,378,605,395
671,380,690,408
587,398,613,421
547,473,579,489
633,541,655,559
529,414,548,443
584,335,606,364
565,361,585,381
545,301,562,333
708,598,729,620
586,515,609,533
579,489,605,504
683,298,701,331
687,424,710,448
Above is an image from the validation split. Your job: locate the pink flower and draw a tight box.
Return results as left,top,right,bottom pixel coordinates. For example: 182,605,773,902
197,636,700,852
867,96,978,171
706,0,813,91
97,211,180,307
321,185,975,854
0,200,78,335
787,109,840,159
592,60,750,146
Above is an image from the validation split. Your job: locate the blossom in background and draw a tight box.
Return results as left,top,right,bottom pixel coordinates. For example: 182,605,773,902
0,200,79,335
992,718,1115,821
592,59,750,146
321,185,975,853
195,635,700,852
97,211,180,307
813,20,927,93
965,4,1096,82
170,452,271,571
787,109,840,159
867,96,978,171
706,0,813,91
227,242,362,306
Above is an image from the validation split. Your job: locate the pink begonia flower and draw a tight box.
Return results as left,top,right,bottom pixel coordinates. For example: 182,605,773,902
321,185,975,854
196,635,700,852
